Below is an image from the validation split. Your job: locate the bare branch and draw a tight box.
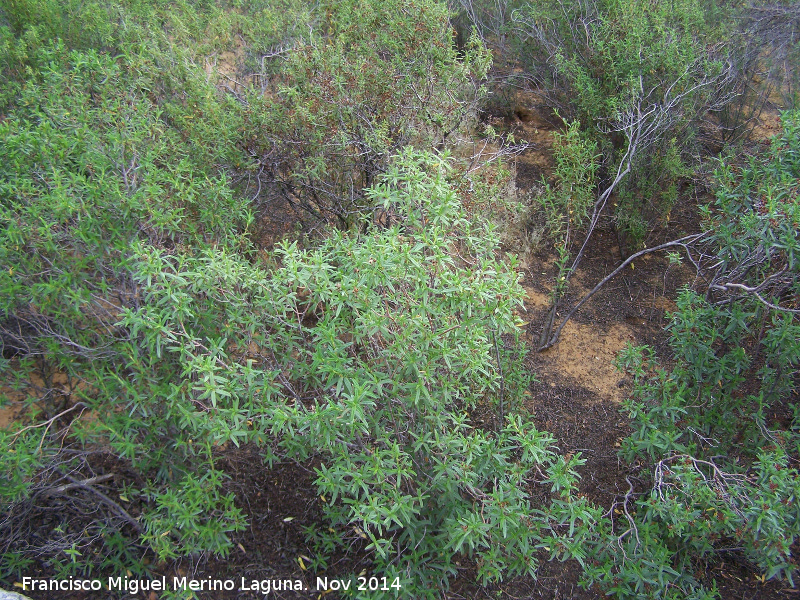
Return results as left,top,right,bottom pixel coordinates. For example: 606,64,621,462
539,233,706,350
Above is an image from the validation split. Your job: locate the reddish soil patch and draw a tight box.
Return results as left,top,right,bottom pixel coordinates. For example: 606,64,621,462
0,403,17,429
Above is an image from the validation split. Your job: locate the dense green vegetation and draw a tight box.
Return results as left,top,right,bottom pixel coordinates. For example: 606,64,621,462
0,0,798,598
585,113,800,598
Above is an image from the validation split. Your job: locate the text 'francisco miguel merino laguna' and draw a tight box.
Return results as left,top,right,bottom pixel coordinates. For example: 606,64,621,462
21,576,306,595
22,574,403,594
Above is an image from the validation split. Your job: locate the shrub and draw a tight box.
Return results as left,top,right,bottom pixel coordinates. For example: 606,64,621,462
1,96,601,588
513,0,733,251
0,3,540,590
239,0,491,229
118,150,602,596
584,109,800,598
0,41,251,575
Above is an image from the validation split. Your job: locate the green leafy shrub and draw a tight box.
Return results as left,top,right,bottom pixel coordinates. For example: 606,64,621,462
0,1,503,587
0,41,251,574
537,118,598,308
118,150,601,596
0,55,601,584
239,0,491,228
513,0,732,251
540,118,599,238
584,110,800,598
0,0,115,49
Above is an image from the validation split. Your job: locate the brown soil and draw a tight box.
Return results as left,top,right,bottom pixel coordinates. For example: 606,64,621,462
0,405,16,429
506,91,559,189
522,284,633,403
